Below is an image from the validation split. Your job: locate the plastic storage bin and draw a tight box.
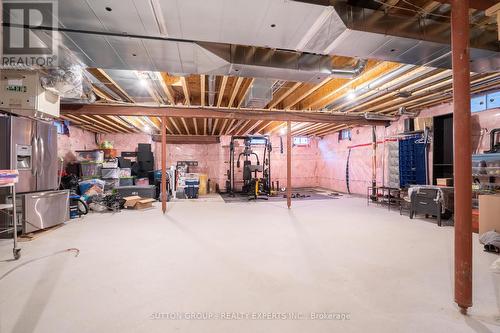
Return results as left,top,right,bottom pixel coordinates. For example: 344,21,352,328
102,159,119,168
80,162,102,178
104,179,120,191
79,179,105,196
135,178,149,186
119,168,131,177
119,177,134,186
76,150,104,163
101,168,120,179
184,185,199,199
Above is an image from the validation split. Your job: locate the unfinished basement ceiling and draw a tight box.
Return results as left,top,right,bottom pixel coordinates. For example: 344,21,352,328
52,0,499,75
44,0,500,137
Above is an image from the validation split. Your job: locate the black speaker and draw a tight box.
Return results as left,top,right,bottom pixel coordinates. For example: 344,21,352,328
140,160,154,172
138,143,152,153
137,151,154,162
118,157,132,168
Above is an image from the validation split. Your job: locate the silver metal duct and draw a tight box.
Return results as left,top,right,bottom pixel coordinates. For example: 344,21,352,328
243,79,275,108
208,75,216,106
198,43,367,83
304,3,499,73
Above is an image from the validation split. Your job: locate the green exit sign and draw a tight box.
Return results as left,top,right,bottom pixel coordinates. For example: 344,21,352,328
6,85,27,93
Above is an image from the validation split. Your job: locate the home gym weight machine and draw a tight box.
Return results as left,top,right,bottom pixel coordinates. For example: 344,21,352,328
227,136,272,200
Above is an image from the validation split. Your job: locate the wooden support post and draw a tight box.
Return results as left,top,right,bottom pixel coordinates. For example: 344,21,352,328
287,121,292,209
451,0,473,314
161,116,167,214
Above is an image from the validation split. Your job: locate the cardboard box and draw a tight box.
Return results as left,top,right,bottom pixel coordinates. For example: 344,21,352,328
123,196,155,210
472,209,479,234
436,178,453,186
414,117,433,131
479,194,500,235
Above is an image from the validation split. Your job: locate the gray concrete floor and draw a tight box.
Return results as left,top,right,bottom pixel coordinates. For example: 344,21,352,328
0,197,499,333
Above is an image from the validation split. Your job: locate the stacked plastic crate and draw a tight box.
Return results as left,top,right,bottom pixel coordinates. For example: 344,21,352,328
101,159,120,190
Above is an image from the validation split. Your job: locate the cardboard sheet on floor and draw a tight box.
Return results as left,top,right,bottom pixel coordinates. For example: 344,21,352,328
123,196,155,210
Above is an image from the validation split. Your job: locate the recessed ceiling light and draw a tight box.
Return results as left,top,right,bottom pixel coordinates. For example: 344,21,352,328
105,7,112,12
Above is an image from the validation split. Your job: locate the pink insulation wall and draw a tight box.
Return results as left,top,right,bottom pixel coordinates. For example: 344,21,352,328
150,135,319,190
317,104,500,195
58,129,320,190
58,103,499,194
57,126,98,163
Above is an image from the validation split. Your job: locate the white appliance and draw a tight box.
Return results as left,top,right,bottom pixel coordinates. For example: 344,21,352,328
0,70,60,118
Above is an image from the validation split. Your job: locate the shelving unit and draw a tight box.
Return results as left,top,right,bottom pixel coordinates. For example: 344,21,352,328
0,183,21,260
472,153,500,209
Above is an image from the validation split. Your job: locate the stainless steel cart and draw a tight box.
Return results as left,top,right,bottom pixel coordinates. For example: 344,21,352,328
0,183,21,260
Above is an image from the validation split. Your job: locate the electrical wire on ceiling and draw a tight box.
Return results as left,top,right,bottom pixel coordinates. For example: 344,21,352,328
372,0,450,19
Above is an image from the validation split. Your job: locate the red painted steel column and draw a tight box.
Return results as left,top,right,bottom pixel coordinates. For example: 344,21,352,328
161,116,167,214
287,121,292,209
451,0,473,314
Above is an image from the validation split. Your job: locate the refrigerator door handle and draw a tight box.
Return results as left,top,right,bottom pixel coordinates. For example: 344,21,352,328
38,136,44,177
31,136,38,176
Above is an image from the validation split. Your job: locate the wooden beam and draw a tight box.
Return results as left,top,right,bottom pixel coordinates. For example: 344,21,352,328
293,123,325,136
180,117,190,135
61,104,388,126
485,2,500,40
220,119,229,135
161,116,167,214
109,116,141,133
268,82,301,109
200,75,206,106
228,77,244,108
80,115,119,133
70,115,114,133
237,78,254,108
226,119,245,135
93,115,133,133
181,77,190,106
89,68,135,103
421,1,443,14
434,0,497,10
159,73,176,105
306,61,400,110
169,118,183,135
225,119,237,135
96,69,134,102
235,120,251,135
286,120,292,209
254,121,273,134
267,121,287,135
282,78,330,109
217,76,228,107
193,118,198,135
211,119,219,135
60,115,109,133
153,135,221,144
243,120,263,135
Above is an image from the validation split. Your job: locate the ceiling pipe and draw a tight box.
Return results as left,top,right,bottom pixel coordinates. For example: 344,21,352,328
207,75,216,106
329,58,368,79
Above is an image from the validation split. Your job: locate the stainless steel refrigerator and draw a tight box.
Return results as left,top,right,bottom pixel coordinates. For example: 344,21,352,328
0,114,68,233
